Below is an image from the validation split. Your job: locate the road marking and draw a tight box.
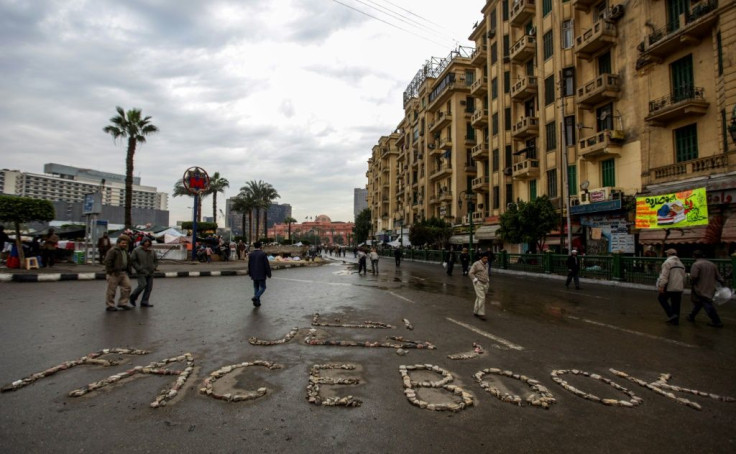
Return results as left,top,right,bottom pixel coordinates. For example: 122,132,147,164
273,277,351,287
389,292,414,304
446,317,524,351
566,316,697,348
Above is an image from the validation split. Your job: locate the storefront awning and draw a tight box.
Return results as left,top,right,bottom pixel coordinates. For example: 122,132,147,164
719,215,736,243
473,225,501,240
449,235,470,245
639,214,722,245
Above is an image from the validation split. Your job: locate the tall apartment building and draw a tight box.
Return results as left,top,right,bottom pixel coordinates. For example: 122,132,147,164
353,188,368,219
368,0,736,254
1,164,169,225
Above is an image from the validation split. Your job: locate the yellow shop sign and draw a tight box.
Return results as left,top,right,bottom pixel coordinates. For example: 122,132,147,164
635,187,709,229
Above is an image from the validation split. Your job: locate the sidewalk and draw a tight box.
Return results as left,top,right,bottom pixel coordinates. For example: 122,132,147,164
0,257,327,283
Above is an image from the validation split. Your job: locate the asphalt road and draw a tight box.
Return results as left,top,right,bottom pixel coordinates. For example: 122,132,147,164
1,258,735,453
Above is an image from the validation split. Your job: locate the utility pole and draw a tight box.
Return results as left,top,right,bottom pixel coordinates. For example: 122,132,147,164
559,71,573,252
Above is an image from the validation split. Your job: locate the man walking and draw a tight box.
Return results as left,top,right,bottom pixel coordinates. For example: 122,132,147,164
42,228,59,268
104,235,133,312
687,250,724,327
130,237,158,308
469,254,490,321
370,247,379,274
657,248,686,325
247,241,271,307
565,249,581,290
394,246,402,267
97,232,111,264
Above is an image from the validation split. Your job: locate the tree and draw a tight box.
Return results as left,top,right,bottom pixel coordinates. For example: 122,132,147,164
258,183,280,240
409,217,451,248
240,180,279,241
497,196,559,251
0,195,55,263
353,208,371,245
205,172,229,222
172,180,208,222
103,106,159,228
283,216,297,244
231,190,258,244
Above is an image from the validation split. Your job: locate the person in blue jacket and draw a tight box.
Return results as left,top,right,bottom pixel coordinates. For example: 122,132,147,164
247,241,272,307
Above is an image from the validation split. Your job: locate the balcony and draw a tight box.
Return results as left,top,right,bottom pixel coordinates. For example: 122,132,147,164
645,86,709,126
471,108,489,127
464,161,477,173
651,153,731,181
471,142,489,160
472,176,490,192
471,44,487,65
429,111,452,134
472,211,488,222
464,133,477,146
578,130,624,161
470,76,488,97
510,76,538,102
439,136,453,150
573,0,597,12
511,117,539,140
510,0,536,27
428,142,442,157
430,163,453,180
576,74,620,110
639,0,719,62
510,35,536,63
512,158,540,179
575,21,616,60
439,190,453,202
429,194,439,205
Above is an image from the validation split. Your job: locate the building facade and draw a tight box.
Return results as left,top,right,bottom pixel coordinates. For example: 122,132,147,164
268,214,354,246
354,188,368,218
367,0,736,255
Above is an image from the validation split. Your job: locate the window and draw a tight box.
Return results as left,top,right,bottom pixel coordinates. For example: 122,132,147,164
502,0,509,20
492,148,500,171
465,70,475,85
567,165,577,196
543,0,553,17
671,55,694,102
562,20,573,49
530,180,537,201
601,159,615,187
505,145,512,169
674,124,698,162
598,52,611,75
546,122,557,150
492,113,499,135
723,110,729,154
466,122,475,141
493,186,500,210
544,75,555,105
596,103,613,131
504,107,511,131
543,31,554,60
547,169,558,198
466,97,475,113
562,67,575,97
564,116,576,147
526,59,535,76
717,32,723,76
492,77,498,99
491,42,498,64
504,71,510,93
506,183,513,205
503,34,510,57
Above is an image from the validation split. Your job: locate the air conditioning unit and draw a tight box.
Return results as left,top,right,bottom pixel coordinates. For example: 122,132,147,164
569,195,581,207
609,129,625,141
503,167,512,176
609,4,625,20
579,192,591,205
528,26,536,36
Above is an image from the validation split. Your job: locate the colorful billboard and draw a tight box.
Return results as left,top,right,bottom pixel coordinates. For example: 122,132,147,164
635,188,708,229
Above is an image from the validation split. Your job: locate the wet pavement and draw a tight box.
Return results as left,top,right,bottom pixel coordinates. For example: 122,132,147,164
0,256,735,453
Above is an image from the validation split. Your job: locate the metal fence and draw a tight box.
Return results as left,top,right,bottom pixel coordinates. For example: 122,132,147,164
376,248,736,288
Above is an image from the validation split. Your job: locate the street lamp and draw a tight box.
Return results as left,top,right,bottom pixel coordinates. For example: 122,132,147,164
458,190,476,262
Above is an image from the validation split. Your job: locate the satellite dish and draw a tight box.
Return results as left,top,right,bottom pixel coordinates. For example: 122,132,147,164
599,111,609,121
580,180,590,191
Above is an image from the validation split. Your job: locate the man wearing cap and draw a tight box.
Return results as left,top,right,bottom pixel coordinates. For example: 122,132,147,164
247,241,271,307
687,250,724,327
130,237,158,308
565,249,581,290
103,235,134,312
469,254,490,320
656,248,686,325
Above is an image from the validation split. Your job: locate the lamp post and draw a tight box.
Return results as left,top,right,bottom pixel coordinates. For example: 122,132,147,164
458,190,475,263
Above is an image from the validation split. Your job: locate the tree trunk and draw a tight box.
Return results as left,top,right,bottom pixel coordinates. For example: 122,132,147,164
241,214,246,242
125,138,137,228
264,211,268,240
213,193,217,224
14,221,24,265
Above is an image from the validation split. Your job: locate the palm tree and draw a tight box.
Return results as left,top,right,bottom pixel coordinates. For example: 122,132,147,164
206,172,229,222
283,216,297,243
172,180,208,222
231,190,258,243
259,184,280,240
103,106,159,228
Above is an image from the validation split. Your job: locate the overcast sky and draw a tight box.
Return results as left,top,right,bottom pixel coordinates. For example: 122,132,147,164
0,0,480,225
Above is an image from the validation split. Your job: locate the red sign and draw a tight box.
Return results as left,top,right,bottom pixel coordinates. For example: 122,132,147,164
182,167,210,195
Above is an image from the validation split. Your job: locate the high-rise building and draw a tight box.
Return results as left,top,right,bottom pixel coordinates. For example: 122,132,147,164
354,188,368,218
368,0,736,254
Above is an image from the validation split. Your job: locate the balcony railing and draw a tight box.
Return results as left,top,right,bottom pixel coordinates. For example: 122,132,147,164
470,76,488,97
510,75,538,101
645,86,708,126
639,0,718,62
472,176,490,192
575,21,616,60
578,130,624,160
512,158,540,179
511,117,539,139
510,0,536,27
471,142,489,160
471,44,487,65
471,108,489,127
510,35,536,63
652,154,729,181
576,74,620,109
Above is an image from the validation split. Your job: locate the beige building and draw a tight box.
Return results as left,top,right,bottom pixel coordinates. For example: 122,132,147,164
368,0,736,254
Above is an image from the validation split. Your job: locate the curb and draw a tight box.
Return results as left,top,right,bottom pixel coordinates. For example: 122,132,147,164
0,261,321,283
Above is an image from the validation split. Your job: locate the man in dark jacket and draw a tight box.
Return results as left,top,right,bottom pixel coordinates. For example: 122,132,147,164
130,237,158,307
104,235,133,312
247,241,272,307
565,249,581,290
687,250,724,327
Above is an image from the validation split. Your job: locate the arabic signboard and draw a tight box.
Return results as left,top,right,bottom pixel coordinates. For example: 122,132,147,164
635,187,708,229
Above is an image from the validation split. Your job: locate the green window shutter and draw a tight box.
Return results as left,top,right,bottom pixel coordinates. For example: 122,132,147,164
546,122,557,150
601,159,616,187
543,0,553,16
530,180,537,201
544,75,555,105
543,31,554,60
675,123,698,162
671,55,694,102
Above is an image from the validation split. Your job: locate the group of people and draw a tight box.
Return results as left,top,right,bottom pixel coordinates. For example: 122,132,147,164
103,234,158,311
444,247,495,277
